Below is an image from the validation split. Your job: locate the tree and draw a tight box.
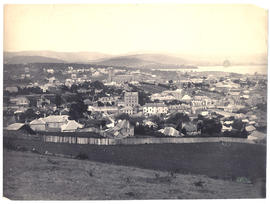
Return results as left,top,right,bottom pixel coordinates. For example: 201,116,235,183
176,121,182,132
150,115,165,129
201,118,222,135
166,113,190,126
90,80,105,90
115,113,130,121
138,91,151,106
232,119,245,132
55,94,62,107
69,101,87,121
97,101,104,107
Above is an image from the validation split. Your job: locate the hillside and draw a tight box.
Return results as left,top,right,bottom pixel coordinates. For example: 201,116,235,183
3,149,264,200
4,55,66,64
4,51,112,64
3,51,267,67
94,54,196,69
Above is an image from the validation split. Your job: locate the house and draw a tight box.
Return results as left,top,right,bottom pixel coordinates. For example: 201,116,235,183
120,106,135,115
222,125,232,132
5,86,18,93
182,122,198,135
143,120,158,129
29,118,47,131
245,125,256,133
143,103,168,115
163,89,183,100
61,120,84,132
37,95,51,108
181,95,192,102
102,120,134,138
5,123,35,134
99,96,119,104
191,96,212,109
88,106,119,113
10,96,30,107
48,77,56,84
83,99,92,106
60,108,70,115
151,93,175,101
158,127,180,137
200,111,209,116
223,120,233,125
242,119,249,123
36,115,69,132
247,131,266,142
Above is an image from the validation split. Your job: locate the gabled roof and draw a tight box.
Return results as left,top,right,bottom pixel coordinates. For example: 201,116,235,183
248,131,266,140
181,95,191,100
6,123,25,130
121,106,133,110
246,125,256,132
30,118,46,125
61,120,84,131
43,115,69,123
159,127,179,137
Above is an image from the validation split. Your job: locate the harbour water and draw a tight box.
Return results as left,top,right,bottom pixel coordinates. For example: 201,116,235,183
197,65,267,75
158,65,267,75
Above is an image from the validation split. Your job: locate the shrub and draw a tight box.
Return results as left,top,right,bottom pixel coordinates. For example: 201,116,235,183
16,146,28,152
75,153,89,160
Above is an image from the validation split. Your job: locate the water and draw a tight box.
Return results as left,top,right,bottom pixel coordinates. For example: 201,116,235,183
197,65,267,75
157,65,268,75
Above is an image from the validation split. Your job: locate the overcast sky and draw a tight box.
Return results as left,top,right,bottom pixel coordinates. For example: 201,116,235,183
4,4,268,56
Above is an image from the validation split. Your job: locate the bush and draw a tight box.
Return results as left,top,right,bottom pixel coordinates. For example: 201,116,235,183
75,153,89,160
16,146,28,152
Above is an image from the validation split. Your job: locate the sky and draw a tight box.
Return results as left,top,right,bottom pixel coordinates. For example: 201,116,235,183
4,4,268,56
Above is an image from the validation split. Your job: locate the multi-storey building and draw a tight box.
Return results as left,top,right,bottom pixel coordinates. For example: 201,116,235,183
124,92,139,107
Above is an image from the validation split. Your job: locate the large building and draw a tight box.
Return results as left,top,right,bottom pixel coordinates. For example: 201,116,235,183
143,103,168,115
124,92,139,107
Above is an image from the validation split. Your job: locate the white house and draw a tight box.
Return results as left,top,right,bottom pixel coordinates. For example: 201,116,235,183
29,118,47,131
143,103,168,115
61,120,84,132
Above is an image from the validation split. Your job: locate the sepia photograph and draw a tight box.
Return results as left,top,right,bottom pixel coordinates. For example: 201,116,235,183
2,2,268,200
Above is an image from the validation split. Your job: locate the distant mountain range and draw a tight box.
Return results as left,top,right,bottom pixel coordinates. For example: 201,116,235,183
3,51,267,68
4,51,112,64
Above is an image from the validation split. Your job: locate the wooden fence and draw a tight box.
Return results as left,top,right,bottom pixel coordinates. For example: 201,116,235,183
42,135,255,145
3,130,255,145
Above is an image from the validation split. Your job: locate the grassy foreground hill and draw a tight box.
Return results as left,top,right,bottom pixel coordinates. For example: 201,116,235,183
3,149,265,200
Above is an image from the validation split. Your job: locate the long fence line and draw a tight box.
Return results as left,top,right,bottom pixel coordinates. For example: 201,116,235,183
4,132,255,145
42,135,255,145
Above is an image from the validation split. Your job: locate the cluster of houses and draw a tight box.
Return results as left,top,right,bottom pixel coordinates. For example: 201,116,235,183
3,64,267,142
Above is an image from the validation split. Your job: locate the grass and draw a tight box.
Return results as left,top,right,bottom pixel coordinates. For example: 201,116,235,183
3,137,266,183
3,149,265,200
